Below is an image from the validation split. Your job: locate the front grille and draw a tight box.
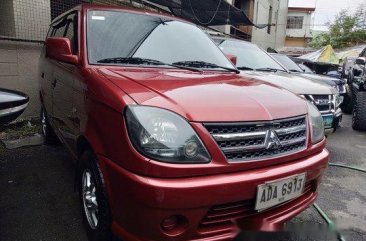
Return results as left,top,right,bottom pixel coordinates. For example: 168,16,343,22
306,94,335,113
198,181,315,231
205,116,307,162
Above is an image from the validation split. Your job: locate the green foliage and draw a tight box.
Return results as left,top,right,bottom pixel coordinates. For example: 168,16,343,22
309,33,330,48
309,4,366,49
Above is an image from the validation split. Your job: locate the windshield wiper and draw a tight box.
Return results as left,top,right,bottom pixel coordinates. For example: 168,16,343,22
256,67,286,72
237,66,254,71
289,69,302,73
172,61,240,74
97,57,202,72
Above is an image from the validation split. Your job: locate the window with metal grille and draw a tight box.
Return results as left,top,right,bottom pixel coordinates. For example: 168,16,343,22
287,16,304,29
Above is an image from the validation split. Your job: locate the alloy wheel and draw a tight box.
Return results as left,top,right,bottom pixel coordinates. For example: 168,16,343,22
41,111,47,137
82,169,99,230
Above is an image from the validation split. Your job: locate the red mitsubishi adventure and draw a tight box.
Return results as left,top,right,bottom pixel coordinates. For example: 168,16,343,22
39,4,329,241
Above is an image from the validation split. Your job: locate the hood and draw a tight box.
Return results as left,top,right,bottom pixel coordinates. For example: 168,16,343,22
297,73,345,85
240,71,336,95
99,68,307,122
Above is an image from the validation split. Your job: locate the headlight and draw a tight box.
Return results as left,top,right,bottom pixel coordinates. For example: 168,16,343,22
125,106,211,164
307,101,325,144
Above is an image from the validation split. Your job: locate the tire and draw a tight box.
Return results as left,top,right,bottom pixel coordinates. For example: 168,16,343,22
341,85,354,114
40,107,59,145
78,151,112,241
352,91,366,131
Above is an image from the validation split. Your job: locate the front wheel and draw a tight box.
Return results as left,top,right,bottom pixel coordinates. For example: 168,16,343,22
78,151,112,241
352,91,366,131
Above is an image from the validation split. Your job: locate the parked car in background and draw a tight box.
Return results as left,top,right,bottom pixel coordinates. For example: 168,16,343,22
270,53,347,97
0,88,29,125
298,63,313,73
342,57,357,79
213,37,342,134
39,4,329,241
271,53,349,113
348,54,366,130
326,69,342,79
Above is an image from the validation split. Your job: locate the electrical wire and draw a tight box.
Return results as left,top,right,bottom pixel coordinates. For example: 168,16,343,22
188,0,222,26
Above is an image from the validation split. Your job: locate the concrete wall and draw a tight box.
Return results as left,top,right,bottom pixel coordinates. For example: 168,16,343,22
286,11,313,39
0,40,43,119
274,0,288,49
0,0,51,41
12,0,51,41
285,37,306,47
251,0,288,51
0,0,16,37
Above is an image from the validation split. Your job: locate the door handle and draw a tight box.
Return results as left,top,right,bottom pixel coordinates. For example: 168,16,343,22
52,79,57,88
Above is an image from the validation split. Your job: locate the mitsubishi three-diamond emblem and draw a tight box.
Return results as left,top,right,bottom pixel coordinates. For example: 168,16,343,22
264,130,282,150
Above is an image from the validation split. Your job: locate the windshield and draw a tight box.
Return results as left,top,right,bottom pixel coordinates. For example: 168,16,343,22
217,39,285,71
86,10,234,69
271,54,303,72
298,63,312,73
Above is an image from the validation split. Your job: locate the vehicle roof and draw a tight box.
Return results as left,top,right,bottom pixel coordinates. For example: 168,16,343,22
210,35,256,47
51,3,188,25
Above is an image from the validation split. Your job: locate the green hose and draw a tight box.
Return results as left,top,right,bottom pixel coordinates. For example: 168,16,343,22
313,203,346,241
312,162,366,241
329,163,366,173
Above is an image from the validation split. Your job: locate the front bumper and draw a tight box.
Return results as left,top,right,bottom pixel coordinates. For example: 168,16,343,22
99,148,329,241
323,108,342,134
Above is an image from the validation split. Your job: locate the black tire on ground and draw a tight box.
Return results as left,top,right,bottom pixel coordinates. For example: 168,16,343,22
40,107,59,145
341,85,354,114
352,91,366,131
78,151,112,241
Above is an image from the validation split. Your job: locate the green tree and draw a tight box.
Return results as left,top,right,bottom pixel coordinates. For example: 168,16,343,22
309,4,366,49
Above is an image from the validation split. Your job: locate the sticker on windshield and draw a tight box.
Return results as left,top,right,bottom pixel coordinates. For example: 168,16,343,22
92,16,105,20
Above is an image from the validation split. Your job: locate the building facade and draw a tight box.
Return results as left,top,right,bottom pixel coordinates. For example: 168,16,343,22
216,0,288,51
285,6,315,47
251,0,288,51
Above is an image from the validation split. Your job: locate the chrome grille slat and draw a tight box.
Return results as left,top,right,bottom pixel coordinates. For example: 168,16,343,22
212,131,267,141
279,136,307,147
275,124,306,135
306,94,335,113
221,144,266,154
205,116,307,162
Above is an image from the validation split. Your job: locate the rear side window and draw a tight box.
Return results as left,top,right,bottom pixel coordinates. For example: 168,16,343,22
52,20,67,37
65,16,78,54
50,13,78,55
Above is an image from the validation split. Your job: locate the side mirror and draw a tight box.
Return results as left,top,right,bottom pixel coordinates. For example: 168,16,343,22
225,54,237,66
46,37,78,65
355,57,366,65
337,66,343,73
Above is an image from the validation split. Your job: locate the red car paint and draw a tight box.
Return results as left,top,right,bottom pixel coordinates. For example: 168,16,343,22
39,4,329,241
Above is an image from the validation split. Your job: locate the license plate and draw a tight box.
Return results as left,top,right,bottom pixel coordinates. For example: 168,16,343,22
255,173,306,211
322,115,334,128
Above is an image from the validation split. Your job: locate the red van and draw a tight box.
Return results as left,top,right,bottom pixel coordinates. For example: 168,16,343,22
39,4,329,241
